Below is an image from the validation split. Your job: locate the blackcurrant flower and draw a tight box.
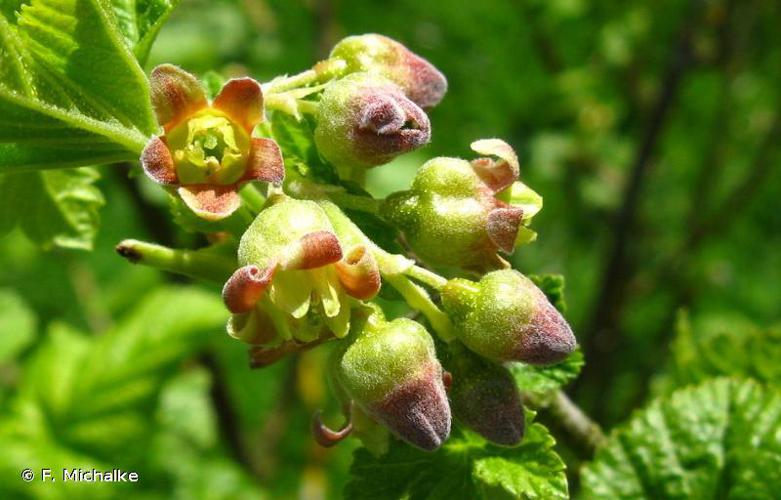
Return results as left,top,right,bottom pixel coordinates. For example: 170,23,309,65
141,64,284,220
222,196,381,346
441,269,576,365
381,139,542,272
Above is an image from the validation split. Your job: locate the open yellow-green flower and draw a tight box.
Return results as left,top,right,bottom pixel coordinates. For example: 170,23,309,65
141,64,284,220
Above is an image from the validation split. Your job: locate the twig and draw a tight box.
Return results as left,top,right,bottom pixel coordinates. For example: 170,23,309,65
545,390,607,456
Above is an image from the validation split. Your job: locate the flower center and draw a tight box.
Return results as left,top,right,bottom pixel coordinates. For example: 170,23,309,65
167,110,250,185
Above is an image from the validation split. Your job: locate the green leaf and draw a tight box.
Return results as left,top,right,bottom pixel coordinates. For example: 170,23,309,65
0,167,105,250
654,311,781,393
345,419,568,500
270,112,339,184
15,286,226,464
581,378,781,499
509,348,584,402
0,288,36,362
0,0,157,172
109,0,181,64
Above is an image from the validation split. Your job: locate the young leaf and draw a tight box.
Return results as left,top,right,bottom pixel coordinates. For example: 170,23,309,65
0,0,157,172
581,378,781,499
529,273,567,313
109,0,181,64
0,168,105,250
345,419,568,500
654,311,781,393
509,348,584,402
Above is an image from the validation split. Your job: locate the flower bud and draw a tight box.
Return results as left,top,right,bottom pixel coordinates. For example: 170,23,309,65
334,314,451,451
381,140,541,272
224,196,381,345
314,73,431,170
441,343,524,446
329,34,447,108
441,270,576,365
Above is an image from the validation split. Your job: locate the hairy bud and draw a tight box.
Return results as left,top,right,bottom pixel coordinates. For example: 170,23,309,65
329,34,447,108
334,313,451,451
442,342,524,446
441,270,576,365
381,140,541,272
315,73,431,170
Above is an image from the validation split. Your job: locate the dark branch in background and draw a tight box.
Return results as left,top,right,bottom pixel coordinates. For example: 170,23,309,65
200,352,258,475
543,390,606,456
112,165,176,247
576,2,699,420
517,0,564,74
255,357,299,482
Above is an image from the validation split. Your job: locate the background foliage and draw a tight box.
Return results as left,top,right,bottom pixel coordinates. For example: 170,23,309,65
0,0,779,498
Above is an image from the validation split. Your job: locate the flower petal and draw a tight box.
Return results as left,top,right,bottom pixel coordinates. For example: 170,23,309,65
470,138,520,193
177,185,241,221
486,206,524,253
213,77,264,133
243,138,285,184
140,136,178,184
222,264,277,313
312,409,353,448
150,64,208,130
335,245,381,300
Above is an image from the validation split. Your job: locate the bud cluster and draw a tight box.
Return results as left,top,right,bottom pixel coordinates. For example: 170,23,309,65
128,34,577,454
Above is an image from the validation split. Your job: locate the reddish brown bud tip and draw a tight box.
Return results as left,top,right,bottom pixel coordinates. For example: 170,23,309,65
373,363,451,451
312,410,353,448
334,246,381,300
486,206,524,253
213,77,264,133
150,64,208,130
222,264,276,313
403,50,448,109
244,138,285,184
141,136,178,185
280,230,344,270
514,302,576,365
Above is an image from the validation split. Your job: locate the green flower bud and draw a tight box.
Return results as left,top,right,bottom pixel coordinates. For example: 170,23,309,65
334,312,451,451
223,196,380,346
441,342,524,446
314,73,431,170
441,270,576,365
381,140,542,272
329,34,447,108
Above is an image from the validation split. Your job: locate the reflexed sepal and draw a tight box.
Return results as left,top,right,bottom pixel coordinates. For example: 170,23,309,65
314,73,431,170
441,270,576,365
329,34,448,108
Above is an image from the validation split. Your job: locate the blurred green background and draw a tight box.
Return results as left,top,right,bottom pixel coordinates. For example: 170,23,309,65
1,0,779,497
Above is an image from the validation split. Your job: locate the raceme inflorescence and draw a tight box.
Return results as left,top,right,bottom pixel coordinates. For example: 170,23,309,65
123,33,577,454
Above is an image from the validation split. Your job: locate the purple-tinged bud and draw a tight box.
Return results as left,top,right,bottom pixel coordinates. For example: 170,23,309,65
380,140,541,272
315,73,431,170
329,34,448,108
442,342,525,446
335,315,451,451
441,270,576,365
